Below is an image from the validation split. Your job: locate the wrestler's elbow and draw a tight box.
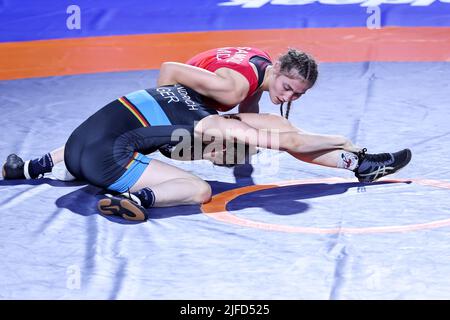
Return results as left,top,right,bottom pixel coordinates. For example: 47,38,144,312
157,62,176,86
226,88,247,106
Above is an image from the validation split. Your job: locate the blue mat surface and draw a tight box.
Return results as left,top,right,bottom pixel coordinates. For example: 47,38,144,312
1,62,450,299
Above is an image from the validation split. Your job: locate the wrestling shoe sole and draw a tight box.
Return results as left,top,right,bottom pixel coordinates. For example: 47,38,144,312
97,197,148,221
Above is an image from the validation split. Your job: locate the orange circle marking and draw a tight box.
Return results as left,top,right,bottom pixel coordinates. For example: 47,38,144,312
201,178,450,234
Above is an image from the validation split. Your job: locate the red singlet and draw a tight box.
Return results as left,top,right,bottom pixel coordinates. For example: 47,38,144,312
187,47,272,111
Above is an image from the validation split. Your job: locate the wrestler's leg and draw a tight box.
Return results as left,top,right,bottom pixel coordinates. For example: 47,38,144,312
234,113,361,170
130,159,211,206
2,145,65,179
97,158,211,221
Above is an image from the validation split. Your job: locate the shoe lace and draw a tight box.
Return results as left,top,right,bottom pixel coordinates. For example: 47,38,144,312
357,148,367,165
126,188,134,202
125,188,141,206
364,151,392,163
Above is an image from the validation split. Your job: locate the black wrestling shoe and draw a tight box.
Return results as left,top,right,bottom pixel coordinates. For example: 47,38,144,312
355,148,412,183
2,154,26,179
97,192,148,221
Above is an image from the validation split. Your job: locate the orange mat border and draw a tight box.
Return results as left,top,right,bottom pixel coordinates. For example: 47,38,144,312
1,27,449,80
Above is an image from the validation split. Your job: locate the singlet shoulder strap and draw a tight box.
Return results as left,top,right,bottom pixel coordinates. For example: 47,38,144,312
249,55,272,89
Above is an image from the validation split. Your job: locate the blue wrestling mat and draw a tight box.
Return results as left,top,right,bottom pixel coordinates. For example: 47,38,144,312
1,0,450,300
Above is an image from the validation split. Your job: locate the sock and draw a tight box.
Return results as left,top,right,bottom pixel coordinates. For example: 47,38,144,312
337,151,359,171
26,153,54,179
132,187,156,208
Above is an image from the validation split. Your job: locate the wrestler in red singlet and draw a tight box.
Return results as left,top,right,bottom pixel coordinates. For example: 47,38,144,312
187,47,272,111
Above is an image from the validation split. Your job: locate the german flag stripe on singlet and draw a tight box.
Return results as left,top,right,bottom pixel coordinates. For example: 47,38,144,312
124,152,140,169
123,90,171,127
118,96,150,127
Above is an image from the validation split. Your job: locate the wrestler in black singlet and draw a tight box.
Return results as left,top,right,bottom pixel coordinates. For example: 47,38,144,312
64,85,217,193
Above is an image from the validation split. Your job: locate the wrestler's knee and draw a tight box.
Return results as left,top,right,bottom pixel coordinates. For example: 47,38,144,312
191,178,212,204
265,113,296,131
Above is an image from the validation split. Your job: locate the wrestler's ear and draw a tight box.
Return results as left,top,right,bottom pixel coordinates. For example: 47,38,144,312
273,61,281,74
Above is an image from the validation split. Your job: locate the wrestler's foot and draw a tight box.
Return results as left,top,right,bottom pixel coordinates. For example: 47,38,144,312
2,154,26,179
97,192,148,221
355,148,412,183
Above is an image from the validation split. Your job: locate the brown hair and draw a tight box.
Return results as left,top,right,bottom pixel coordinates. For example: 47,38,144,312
278,48,318,86
278,49,318,119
